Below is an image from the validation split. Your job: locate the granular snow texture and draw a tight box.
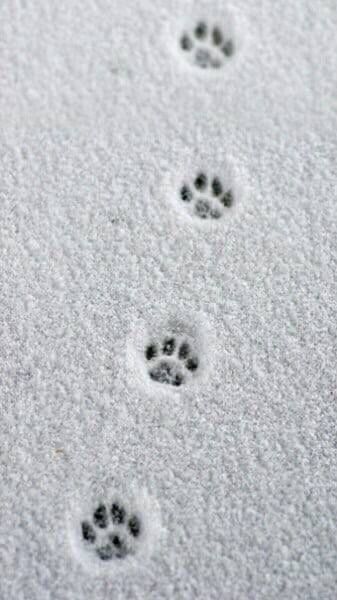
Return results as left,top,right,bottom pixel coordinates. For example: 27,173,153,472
0,0,337,598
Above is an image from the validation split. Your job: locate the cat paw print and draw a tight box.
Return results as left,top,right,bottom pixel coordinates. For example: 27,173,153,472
81,501,141,562
69,486,162,572
145,336,199,387
179,172,234,221
179,21,234,70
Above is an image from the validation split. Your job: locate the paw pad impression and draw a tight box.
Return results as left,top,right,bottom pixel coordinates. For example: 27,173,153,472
69,487,162,572
145,335,199,387
81,500,141,561
179,172,234,221
127,313,214,394
179,20,235,70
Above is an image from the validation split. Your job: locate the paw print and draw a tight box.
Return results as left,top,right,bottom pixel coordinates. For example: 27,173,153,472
179,21,234,70
81,501,141,561
179,172,234,221
145,336,199,387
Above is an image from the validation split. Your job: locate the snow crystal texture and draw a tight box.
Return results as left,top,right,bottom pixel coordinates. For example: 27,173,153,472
0,0,337,598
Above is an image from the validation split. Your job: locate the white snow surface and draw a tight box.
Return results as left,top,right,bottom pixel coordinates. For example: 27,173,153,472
1,0,337,598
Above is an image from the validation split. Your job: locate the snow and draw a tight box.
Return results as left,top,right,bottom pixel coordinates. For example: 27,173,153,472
1,0,337,598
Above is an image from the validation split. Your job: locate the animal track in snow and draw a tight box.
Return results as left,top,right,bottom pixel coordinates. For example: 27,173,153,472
127,312,215,395
179,20,235,70
145,335,199,387
81,500,141,561
179,172,234,221
69,486,162,573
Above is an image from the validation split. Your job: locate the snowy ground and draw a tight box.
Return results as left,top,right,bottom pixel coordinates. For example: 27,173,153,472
1,1,337,598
